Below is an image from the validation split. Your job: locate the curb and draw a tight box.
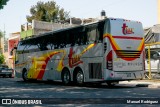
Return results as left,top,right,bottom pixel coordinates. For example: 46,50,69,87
120,81,160,88
148,84,160,88
122,81,160,88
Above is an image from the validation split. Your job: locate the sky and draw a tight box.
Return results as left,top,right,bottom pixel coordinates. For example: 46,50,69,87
0,0,158,38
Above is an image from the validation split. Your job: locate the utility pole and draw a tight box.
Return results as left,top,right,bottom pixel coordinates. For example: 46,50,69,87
158,0,160,24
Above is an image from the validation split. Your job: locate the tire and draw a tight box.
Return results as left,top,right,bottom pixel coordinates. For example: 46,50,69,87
9,74,12,78
22,69,28,81
62,68,71,85
74,69,84,85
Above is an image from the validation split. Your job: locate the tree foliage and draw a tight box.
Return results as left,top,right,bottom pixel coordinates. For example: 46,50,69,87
0,30,3,38
26,1,70,23
0,0,9,10
0,54,5,64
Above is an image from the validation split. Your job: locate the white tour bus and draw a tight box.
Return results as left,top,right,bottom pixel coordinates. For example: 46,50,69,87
15,18,145,86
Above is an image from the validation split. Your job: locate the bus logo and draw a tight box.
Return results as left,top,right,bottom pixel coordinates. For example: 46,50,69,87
122,23,134,35
68,48,83,68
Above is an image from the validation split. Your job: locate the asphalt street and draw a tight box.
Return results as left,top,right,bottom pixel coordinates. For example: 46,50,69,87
0,78,160,107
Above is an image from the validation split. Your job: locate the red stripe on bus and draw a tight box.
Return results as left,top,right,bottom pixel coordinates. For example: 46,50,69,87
113,36,143,40
104,34,144,61
37,52,61,79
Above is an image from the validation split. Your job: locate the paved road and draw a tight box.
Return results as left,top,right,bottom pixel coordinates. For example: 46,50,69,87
0,78,160,107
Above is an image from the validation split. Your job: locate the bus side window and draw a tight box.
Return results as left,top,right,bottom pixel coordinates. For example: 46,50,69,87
87,28,96,44
46,34,53,50
25,39,38,52
77,27,87,45
65,32,71,48
17,41,23,51
83,30,88,45
86,23,103,44
70,28,77,47
98,21,105,42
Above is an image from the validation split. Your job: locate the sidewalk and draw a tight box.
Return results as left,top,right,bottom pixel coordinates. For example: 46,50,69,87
119,79,160,88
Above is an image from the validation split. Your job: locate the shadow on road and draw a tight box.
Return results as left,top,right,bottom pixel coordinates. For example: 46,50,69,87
1,78,156,99
16,79,137,89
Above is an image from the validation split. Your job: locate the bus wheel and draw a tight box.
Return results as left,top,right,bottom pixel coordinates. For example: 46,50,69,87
9,74,12,78
62,68,71,85
75,69,84,85
22,69,28,81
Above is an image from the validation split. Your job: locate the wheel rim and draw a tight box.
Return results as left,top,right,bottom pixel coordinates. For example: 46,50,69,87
64,72,70,84
76,71,84,84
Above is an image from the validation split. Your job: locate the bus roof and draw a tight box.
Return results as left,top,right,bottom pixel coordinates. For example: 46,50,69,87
21,19,106,41
21,17,141,41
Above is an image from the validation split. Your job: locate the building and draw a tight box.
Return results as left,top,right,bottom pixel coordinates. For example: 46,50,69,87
8,32,20,68
20,20,76,40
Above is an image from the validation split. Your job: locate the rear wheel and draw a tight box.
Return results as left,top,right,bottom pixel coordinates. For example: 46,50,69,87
74,69,84,85
22,69,28,81
62,68,71,85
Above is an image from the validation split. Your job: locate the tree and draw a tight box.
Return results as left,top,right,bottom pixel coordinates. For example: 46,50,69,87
0,30,3,38
26,1,70,23
0,0,9,10
0,54,4,64
0,31,3,51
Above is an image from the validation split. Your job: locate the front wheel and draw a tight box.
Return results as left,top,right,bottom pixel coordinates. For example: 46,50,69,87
62,69,71,85
22,69,28,81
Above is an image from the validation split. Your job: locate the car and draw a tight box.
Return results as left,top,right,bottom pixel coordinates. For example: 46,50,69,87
0,65,14,78
145,49,160,75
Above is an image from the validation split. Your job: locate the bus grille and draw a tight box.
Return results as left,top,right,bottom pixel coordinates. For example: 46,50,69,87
116,50,141,58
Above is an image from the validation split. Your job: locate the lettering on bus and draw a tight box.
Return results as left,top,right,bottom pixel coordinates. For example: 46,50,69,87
122,23,134,35
68,48,83,68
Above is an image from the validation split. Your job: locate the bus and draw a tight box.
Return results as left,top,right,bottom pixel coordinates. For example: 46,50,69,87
15,18,145,86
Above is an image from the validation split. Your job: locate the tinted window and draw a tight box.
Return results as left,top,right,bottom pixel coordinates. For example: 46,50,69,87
85,21,104,44
145,51,159,59
17,21,105,52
